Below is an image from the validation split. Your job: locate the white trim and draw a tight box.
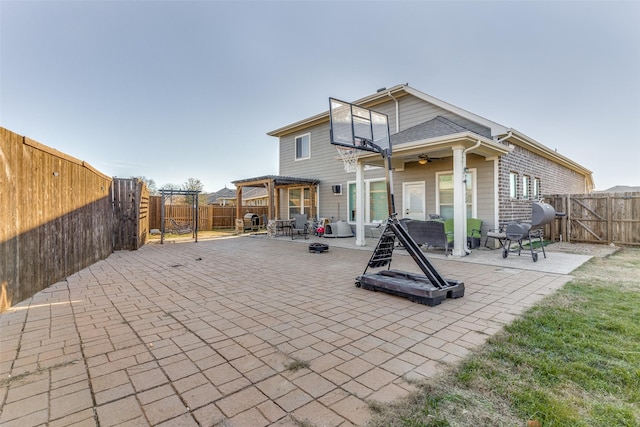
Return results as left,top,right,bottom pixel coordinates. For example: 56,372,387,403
509,172,518,199
294,133,311,161
402,181,426,220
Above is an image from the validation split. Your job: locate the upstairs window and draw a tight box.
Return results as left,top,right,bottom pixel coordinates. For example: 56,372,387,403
295,133,310,160
533,178,541,200
509,172,518,199
523,175,530,199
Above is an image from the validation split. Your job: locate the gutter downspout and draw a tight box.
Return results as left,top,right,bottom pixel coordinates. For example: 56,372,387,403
495,131,513,145
387,91,399,133
459,140,482,255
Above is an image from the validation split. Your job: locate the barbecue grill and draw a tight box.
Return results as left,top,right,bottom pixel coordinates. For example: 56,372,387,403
502,201,557,262
243,213,260,232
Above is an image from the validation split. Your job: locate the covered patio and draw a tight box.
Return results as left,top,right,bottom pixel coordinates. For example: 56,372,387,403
231,175,320,230
354,132,512,257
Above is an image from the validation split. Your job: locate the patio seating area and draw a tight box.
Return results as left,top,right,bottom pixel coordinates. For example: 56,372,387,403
0,236,590,426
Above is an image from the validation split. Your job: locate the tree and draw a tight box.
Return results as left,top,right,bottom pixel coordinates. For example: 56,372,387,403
160,183,181,204
135,176,158,196
182,178,204,206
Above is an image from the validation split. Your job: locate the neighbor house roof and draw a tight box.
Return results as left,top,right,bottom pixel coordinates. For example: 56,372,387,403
207,186,272,204
207,187,235,204
598,185,640,193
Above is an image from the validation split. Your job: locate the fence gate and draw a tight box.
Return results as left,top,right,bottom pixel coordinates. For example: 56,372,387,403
112,178,149,250
546,192,640,246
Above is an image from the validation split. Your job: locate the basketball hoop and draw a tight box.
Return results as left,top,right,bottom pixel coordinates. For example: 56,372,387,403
336,145,360,172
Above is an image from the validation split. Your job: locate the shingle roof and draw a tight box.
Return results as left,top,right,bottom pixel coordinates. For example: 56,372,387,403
206,187,235,204
391,116,471,146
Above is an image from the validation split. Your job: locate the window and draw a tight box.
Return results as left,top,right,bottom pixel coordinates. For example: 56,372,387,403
288,187,311,217
523,175,530,199
533,178,541,200
509,172,518,199
347,179,388,223
436,170,476,219
295,134,310,160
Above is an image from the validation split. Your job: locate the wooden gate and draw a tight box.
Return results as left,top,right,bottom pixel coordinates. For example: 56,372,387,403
545,193,639,246
112,178,149,250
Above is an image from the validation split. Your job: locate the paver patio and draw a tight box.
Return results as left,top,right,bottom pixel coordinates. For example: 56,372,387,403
0,236,583,426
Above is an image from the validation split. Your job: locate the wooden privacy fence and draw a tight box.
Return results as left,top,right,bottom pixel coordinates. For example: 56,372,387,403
1,128,113,311
148,196,269,231
1,127,151,312
544,192,640,246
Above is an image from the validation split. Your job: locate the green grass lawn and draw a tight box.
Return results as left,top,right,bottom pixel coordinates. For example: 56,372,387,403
368,248,640,427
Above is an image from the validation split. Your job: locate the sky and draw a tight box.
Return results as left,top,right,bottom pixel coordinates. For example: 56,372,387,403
1,1,639,193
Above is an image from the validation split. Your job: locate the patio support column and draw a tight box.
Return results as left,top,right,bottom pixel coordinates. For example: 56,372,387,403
355,160,366,246
236,186,243,221
452,145,467,257
267,180,274,220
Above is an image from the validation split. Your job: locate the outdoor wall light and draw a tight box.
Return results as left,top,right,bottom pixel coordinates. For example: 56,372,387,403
52,171,59,177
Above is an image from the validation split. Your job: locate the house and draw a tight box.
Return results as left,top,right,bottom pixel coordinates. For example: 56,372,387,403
248,84,593,256
207,186,269,206
597,185,640,193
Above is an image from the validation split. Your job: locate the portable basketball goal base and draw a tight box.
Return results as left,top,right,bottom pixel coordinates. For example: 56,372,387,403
329,98,464,306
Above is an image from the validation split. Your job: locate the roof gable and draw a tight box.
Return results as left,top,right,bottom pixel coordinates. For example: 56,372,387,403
391,116,471,146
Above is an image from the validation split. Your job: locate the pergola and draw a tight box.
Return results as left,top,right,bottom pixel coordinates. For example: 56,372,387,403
159,188,200,244
232,175,320,222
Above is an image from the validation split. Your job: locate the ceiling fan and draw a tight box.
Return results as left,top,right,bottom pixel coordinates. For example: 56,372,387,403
417,154,441,165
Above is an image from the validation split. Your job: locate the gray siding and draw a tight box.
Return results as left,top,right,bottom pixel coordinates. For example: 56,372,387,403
275,90,585,238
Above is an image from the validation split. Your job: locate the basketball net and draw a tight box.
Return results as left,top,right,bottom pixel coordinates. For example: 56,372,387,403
336,146,360,173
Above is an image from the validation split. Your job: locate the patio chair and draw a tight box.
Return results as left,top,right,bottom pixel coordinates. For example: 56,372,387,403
467,218,483,249
291,214,309,240
405,220,453,254
484,224,508,249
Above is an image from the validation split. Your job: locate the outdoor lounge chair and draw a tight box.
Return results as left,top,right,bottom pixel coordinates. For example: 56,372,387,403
291,214,309,240
484,224,508,249
405,220,453,254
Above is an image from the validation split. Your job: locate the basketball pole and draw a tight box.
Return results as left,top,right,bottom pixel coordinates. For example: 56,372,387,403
382,148,396,219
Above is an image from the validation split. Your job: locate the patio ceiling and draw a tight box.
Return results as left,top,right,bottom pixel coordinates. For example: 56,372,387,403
357,131,512,167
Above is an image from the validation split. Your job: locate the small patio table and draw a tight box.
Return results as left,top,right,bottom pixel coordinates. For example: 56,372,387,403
275,219,292,236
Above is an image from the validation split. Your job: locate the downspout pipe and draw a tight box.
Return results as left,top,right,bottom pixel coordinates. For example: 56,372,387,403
495,131,513,145
387,91,400,133
459,140,482,255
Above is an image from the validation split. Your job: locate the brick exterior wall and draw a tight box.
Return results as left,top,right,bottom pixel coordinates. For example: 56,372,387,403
498,144,587,224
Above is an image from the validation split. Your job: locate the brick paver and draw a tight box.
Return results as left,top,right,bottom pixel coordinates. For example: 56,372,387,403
0,236,578,426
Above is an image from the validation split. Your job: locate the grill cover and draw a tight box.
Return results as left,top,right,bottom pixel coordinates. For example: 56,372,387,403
531,202,555,227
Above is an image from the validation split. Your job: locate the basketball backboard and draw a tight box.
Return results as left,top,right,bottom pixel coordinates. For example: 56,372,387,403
329,98,391,155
